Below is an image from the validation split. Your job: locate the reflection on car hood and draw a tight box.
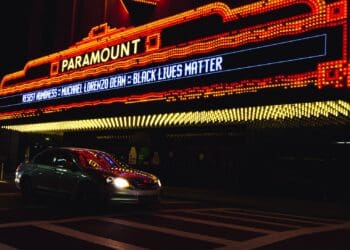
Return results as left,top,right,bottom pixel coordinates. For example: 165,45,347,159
104,167,158,181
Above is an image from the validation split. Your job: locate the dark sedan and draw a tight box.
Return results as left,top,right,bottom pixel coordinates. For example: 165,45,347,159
15,147,162,204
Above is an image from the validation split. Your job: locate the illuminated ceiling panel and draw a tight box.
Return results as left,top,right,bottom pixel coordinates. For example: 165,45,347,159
3,100,350,133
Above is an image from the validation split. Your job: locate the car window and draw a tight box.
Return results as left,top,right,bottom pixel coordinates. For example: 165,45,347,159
53,150,78,170
32,150,55,166
77,149,124,170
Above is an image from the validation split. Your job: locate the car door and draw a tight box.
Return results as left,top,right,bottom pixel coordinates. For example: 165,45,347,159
53,150,84,195
31,149,59,193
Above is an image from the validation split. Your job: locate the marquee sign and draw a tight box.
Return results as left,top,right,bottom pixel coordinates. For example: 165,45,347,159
60,38,142,73
0,0,348,121
23,55,223,104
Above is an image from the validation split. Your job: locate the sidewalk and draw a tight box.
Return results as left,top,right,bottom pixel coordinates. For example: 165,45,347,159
162,186,350,220
0,178,18,193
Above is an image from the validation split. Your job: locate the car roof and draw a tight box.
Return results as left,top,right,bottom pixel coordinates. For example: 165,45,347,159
45,147,105,154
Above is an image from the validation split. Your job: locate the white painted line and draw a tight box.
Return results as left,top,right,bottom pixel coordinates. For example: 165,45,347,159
0,242,17,250
156,214,275,234
0,221,44,229
216,207,344,224
179,210,300,229
0,193,20,197
161,200,199,205
98,216,239,246
0,216,99,229
35,223,148,250
206,209,330,226
167,207,343,224
215,222,350,250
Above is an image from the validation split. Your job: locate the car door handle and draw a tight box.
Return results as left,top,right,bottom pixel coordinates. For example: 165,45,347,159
55,168,67,174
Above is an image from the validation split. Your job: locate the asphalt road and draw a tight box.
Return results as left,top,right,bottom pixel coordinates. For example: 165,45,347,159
0,181,349,250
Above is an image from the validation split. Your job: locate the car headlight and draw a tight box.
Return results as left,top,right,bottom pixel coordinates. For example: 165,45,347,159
114,177,130,189
106,176,130,189
157,179,162,187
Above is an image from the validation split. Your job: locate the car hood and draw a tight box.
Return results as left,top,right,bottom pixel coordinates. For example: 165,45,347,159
102,167,158,181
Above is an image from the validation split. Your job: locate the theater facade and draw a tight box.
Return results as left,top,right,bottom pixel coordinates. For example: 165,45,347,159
0,0,349,199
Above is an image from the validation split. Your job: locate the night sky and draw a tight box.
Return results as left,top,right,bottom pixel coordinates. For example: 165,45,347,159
0,1,31,80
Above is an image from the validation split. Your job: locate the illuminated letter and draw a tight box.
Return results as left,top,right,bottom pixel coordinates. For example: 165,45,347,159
214,56,223,71
82,54,90,67
110,44,120,60
75,56,82,69
67,58,75,71
101,48,110,62
184,62,192,76
61,59,68,72
121,42,130,57
131,38,141,54
90,50,101,65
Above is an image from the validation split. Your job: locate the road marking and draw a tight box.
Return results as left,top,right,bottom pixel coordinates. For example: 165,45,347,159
0,242,17,250
98,216,239,246
177,210,301,229
160,200,199,204
35,223,148,250
0,206,347,250
205,209,330,226
0,193,20,197
215,221,350,250
164,207,344,224
156,213,275,234
0,216,99,229
216,207,344,224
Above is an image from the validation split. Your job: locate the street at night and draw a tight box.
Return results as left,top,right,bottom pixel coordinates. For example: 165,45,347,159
1,0,350,249
0,180,349,250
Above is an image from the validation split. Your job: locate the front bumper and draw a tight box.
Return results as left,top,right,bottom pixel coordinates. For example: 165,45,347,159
14,171,22,190
107,188,161,203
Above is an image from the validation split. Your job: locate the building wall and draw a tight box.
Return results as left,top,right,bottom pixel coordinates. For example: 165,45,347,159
0,130,20,178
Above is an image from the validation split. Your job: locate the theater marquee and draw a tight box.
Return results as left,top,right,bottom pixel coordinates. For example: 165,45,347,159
60,38,142,73
0,0,348,121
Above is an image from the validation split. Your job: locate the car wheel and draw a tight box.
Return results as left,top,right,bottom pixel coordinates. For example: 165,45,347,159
21,178,36,203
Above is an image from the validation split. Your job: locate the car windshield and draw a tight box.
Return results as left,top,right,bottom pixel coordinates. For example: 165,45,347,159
77,149,128,170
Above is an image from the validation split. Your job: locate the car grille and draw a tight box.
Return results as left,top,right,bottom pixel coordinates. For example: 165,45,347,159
130,178,159,190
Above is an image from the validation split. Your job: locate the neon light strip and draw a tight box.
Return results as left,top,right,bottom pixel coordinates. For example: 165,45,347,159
2,100,350,132
211,33,327,72
130,0,159,6
120,0,130,14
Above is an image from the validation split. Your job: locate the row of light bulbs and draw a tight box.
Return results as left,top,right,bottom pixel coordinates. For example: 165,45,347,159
2,100,350,133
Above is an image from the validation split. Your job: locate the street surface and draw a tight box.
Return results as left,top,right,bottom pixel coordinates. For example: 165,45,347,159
0,182,349,250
